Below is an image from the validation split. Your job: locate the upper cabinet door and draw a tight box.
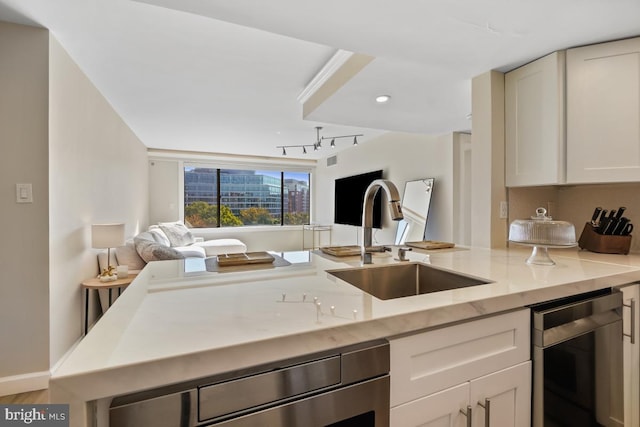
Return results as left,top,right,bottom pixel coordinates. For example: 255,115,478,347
505,52,565,187
567,37,640,183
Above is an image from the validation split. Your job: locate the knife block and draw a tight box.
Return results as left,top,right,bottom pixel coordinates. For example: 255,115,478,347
578,223,632,255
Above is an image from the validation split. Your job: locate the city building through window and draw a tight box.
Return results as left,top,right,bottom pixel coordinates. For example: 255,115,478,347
184,166,310,228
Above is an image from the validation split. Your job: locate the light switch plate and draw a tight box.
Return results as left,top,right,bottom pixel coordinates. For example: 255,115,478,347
16,183,33,203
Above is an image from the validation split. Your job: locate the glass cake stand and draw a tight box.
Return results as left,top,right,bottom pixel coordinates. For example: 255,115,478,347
509,241,578,266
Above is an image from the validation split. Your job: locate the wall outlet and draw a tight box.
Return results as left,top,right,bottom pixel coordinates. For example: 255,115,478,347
499,201,508,219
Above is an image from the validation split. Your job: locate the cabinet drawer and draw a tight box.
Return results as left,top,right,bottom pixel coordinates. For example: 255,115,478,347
390,308,530,406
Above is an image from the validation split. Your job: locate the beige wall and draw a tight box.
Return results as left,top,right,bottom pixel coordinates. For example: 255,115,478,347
0,22,50,384
509,184,640,254
0,21,149,394
471,71,508,249
314,131,457,247
48,37,149,367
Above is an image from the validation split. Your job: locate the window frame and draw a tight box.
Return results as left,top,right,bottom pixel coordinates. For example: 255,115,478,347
182,162,313,229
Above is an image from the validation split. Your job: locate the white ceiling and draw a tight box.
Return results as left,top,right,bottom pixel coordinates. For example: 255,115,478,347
1,0,640,160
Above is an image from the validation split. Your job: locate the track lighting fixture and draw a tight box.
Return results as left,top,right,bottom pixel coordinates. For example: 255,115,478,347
276,126,364,156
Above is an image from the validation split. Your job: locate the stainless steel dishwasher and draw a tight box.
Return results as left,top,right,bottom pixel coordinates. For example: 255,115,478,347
531,288,624,427
109,339,390,426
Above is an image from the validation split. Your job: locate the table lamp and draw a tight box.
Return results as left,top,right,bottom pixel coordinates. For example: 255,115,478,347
92,223,125,281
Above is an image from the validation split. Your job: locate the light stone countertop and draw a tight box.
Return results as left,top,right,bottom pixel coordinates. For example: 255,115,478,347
50,246,640,426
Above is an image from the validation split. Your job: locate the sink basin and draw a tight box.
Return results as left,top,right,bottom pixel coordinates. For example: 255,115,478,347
327,262,492,300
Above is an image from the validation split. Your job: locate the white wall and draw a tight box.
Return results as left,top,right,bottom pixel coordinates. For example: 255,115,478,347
48,37,149,368
0,22,50,386
145,133,463,252
471,71,508,248
149,159,180,224
314,131,457,247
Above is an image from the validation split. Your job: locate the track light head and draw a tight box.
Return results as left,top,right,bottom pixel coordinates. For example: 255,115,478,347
276,128,364,155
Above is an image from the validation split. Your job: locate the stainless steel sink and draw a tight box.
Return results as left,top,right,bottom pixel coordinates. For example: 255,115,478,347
327,262,492,300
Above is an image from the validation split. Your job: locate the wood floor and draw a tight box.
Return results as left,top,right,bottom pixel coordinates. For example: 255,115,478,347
0,389,49,404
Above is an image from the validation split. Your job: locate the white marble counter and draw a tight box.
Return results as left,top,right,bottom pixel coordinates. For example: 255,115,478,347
50,246,640,426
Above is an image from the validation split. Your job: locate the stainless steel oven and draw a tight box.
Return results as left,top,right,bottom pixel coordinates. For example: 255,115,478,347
531,289,624,427
109,339,390,427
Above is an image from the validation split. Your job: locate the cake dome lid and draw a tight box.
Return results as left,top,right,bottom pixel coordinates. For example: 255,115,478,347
509,207,577,246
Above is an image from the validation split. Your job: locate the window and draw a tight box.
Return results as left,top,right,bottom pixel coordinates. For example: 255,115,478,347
184,166,310,228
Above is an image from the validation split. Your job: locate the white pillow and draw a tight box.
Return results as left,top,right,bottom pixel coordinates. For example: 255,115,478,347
159,222,195,247
115,240,147,270
146,228,170,247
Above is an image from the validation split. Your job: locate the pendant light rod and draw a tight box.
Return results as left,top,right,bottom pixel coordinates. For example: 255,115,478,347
276,127,364,155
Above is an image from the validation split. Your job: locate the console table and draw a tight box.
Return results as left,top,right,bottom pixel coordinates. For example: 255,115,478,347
302,224,332,250
81,274,137,335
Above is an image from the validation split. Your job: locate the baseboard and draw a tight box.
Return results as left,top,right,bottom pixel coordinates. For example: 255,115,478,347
0,371,50,397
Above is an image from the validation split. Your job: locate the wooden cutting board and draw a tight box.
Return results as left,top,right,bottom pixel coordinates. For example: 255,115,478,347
216,251,275,266
405,241,455,250
320,246,362,257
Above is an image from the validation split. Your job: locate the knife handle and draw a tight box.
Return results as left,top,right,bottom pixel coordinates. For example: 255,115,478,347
604,218,619,235
612,218,628,235
591,207,603,224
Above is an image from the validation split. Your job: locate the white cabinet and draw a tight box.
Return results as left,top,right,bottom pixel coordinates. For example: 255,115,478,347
391,382,469,427
389,309,531,426
505,51,565,187
567,37,640,183
619,283,639,427
391,362,531,427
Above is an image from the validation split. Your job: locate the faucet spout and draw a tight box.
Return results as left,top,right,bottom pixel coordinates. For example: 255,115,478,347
361,179,404,264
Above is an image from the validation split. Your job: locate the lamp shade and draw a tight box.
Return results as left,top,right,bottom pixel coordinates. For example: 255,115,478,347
91,223,125,249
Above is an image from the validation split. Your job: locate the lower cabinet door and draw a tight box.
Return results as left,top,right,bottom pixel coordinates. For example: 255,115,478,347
390,361,531,426
620,283,640,427
469,361,531,427
390,382,469,427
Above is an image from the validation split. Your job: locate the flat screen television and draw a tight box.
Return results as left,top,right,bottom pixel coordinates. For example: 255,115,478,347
334,170,383,228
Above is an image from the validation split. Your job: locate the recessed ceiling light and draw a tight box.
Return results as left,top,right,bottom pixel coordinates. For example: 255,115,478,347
375,95,391,103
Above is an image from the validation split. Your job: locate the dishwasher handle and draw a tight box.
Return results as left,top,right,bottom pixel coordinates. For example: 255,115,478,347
623,298,636,344
532,290,622,348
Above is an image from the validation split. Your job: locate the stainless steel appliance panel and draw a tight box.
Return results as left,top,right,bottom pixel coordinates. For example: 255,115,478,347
109,339,390,427
205,376,389,426
532,289,624,427
199,356,341,421
110,390,197,427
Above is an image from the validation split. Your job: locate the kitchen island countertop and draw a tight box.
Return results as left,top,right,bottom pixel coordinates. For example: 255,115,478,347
50,246,640,426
